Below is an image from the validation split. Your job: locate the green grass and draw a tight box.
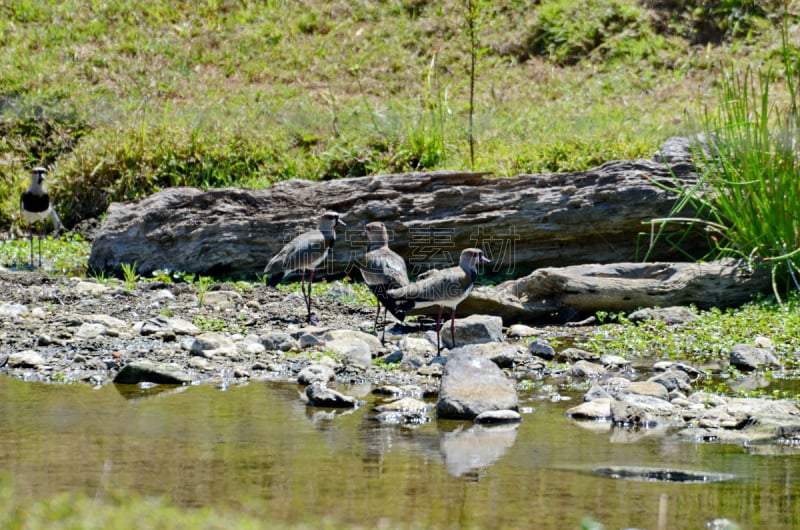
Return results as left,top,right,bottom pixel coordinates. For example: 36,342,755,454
276,276,375,306
0,232,90,274
576,293,800,397
0,474,328,530
1,0,793,228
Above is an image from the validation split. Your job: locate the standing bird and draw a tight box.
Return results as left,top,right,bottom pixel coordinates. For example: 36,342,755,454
20,166,62,269
264,211,346,323
359,222,413,343
388,247,490,353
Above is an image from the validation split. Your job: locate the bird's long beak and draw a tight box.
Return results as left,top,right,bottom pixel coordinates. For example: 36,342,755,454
337,218,347,227
481,255,491,263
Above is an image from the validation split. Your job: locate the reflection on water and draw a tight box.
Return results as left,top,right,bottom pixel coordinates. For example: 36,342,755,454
439,422,519,479
2,376,800,528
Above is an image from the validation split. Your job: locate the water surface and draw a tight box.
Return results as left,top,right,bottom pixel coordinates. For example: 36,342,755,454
1,376,798,529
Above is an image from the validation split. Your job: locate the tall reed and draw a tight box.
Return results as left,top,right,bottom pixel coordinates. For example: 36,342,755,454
659,23,800,300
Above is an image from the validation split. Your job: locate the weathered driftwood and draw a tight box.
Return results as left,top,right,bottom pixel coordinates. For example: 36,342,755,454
89,138,705,278
468,258,772,323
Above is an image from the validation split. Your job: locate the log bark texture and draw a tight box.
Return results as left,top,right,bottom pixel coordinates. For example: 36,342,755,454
486,259,772,322
89,141,705,279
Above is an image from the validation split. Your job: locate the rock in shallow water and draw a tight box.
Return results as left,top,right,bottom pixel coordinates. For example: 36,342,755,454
305,383,361,408
297,363,336,386
437,349,518,420
113,360,193,385
729,343,779,371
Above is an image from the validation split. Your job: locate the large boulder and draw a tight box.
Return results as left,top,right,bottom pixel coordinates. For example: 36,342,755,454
437,350,519,420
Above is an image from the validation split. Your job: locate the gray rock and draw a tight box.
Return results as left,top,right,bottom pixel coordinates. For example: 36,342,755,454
400,352,426,369
141,315,199,336
565,398,613,421
567,360,607,378
556,347,599,363
528,339,555,360
584,385,615,402
437,350,519,420
611,400,659,427
373,385,425,398
621,381,669,401
259,331,298,352
298,333,323,348
653,361,706,379
627,306,697,324
8,350,45,368
449,342,522,369
373,409,431,424
474,409,522,424
297,363,336,386
86,314,130,336
506,324,540,338
417,363,444,377
374,397,433,424
188,356,212,370
753,336,775,351
729,344,779,371
152,289,176,301
323,331,375,368
617,393,677,416
679,398,800,444
599,354,630,370
0,302,28,317
323,329,382,353
305,383,360,408
237,340,266,356
648,369,692,393
113,360,193,385
201,290,242,308
73,280,112,297
190,332,237,357
688,392,728,408
400,336,437,357
441,314,503,349
75,322,106,339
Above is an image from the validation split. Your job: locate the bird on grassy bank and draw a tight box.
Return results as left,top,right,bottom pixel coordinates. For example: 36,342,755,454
388,247,490,353
264,211,346,323
20,166,63,269
359,221,414,343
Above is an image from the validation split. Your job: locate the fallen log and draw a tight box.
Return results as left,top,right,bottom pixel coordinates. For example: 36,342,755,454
453,258,772,324
88,138,706,278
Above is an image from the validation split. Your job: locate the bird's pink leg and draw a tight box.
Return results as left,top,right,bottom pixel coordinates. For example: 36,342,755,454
435,305,444,353
306,269,315,322
450,308,457,348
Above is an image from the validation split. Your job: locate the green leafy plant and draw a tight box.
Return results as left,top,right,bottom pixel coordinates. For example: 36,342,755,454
372,358,400,370
120,261,139,290
194,275,214,306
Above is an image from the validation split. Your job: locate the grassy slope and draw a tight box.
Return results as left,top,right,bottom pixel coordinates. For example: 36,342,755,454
0,0,789,227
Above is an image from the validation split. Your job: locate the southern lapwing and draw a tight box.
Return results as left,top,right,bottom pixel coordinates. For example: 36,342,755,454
264,211,346,323
359,221,413,343
388,247,490,353
20,166,62,269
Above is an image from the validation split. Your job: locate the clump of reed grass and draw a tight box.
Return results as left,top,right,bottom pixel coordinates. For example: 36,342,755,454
653,21,800,300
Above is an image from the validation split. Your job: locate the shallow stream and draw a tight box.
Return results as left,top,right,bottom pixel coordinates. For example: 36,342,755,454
1,376,799,529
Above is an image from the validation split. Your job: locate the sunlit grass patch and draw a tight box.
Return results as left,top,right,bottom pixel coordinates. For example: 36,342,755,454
275,277,375,307
579,295,800,364
0,233,90,275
